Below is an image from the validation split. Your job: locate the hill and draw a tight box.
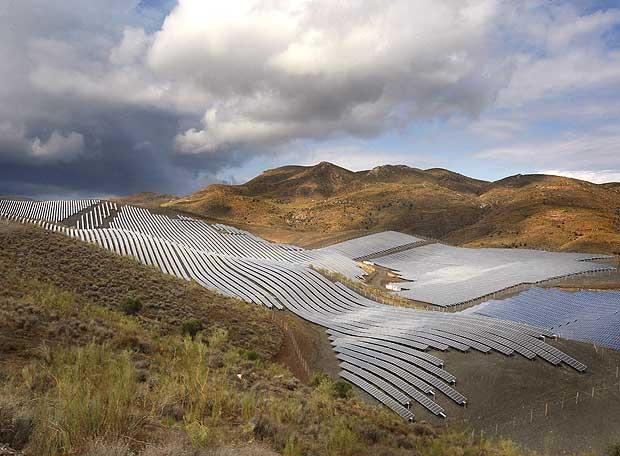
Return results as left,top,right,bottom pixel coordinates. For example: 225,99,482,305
0,220,536,456
162,163,620,254
113,191,178,209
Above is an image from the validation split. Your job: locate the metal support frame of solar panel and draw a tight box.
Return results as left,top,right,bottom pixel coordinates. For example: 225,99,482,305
321,231,425,260
354,240,432,262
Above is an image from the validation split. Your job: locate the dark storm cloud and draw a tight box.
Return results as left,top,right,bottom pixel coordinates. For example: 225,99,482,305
0,0,234,197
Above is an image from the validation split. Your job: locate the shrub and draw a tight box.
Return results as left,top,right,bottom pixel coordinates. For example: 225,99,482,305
240,392,259,422
121,296,142,315
185,421,214,447
331,380,352,399
326,419,359,456
608,443,620,456
181,319,203,338
283,435,303,456
246,350,260,361
309,371,329,387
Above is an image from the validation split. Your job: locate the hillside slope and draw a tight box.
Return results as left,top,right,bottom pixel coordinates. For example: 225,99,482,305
1,220,536,456
163,163,620,254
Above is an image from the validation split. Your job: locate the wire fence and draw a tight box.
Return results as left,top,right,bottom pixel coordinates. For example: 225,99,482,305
469,353,620,440
271,312,312,380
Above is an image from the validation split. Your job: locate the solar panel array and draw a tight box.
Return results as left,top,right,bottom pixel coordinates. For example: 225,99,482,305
464,288,620,350
0,200,591,420
76,201,117,229
368,243,613,307
321,231,426,260
0,199,99,222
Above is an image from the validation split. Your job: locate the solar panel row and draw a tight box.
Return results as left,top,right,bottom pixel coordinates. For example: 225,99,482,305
465,287,620,350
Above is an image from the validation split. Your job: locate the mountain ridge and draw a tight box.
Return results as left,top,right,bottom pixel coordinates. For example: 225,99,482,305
126,162,620,254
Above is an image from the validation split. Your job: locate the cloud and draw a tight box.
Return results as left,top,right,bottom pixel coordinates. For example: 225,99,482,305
540,169,620,184
468,118,526,140
0,123,84,163
496,5,620,107
155,0,504,153
0,0,619,197
476,126,620,172
109,27,153,66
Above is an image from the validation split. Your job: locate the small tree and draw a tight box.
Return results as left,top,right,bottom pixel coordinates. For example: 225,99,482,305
181,319,203,339
121,297,142,315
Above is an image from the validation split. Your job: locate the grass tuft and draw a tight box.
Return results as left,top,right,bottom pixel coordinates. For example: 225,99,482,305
27,343,142,456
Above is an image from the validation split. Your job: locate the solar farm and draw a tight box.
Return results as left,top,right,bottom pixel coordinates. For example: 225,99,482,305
2,199,619,422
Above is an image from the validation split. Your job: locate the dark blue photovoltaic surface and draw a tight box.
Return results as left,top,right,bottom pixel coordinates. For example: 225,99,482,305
464,288,620,349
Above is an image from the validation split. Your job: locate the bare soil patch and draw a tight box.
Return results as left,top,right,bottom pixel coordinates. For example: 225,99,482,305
426,339,620,455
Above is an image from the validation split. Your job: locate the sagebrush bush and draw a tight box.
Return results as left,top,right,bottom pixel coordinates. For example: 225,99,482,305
325,419,360,456
181,319,203,338
282,435,302,456
246,350,260,361
121,296,142,315
309,371,329,387
331,380,352,399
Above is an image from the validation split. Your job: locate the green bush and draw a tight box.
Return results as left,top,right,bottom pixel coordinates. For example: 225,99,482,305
309,371,329,387
246,350,261,361
181,319,203,339
121,297,142,316
331,380,352,399
283,435,303,456
608,443,620,456
326,419,359,456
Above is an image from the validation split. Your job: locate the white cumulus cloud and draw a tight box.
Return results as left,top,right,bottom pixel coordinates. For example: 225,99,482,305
0,123,84,163
152,0,503,153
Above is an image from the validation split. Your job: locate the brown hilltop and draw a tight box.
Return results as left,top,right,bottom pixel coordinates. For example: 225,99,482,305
160,162,620,254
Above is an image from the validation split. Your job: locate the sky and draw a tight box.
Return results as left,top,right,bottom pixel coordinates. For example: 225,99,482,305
1,0,619,198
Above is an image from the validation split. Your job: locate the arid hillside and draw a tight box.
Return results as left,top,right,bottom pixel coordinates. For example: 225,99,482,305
2,220,542,456
159,162,620,254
